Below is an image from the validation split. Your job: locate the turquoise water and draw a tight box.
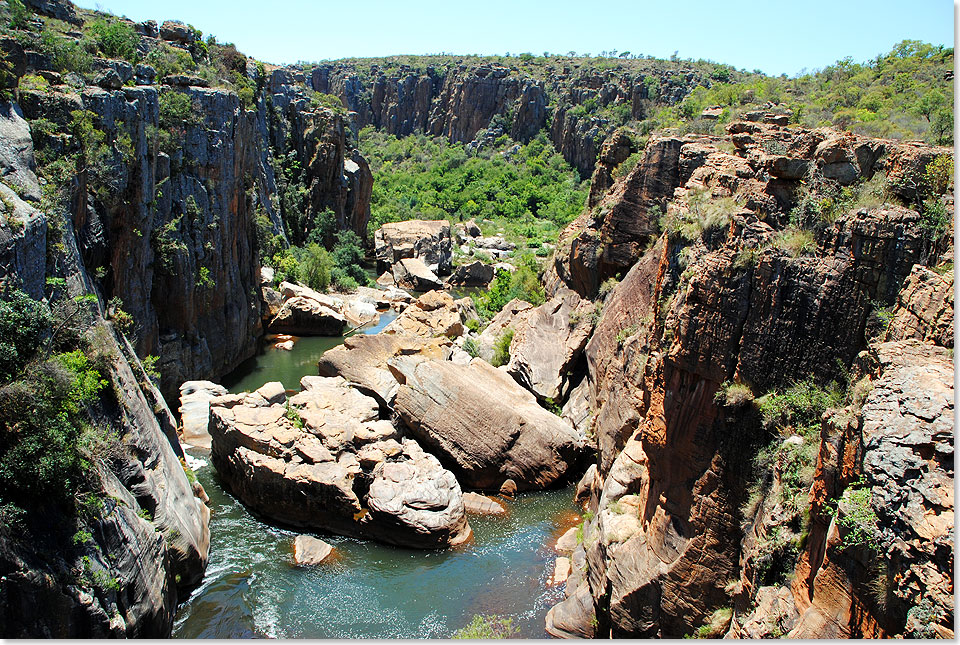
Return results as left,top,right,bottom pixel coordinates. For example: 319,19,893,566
172,314,577,639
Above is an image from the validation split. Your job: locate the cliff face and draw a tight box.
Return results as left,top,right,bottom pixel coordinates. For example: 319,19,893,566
311,60,715,177
544,118,953,637
0,106,209,637
0,4,375,635
10,34,372,400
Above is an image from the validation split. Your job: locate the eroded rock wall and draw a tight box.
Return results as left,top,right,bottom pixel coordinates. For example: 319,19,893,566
545,120,953,637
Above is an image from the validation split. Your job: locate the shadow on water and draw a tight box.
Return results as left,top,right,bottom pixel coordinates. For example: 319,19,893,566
174,305,578,638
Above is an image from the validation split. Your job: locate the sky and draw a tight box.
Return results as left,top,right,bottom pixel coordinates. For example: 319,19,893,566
72,0,954,77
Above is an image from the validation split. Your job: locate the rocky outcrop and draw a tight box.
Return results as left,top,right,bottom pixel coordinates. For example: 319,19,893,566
0,81,209,636
316,332,453,407
375,219,452,276
883,264,953,347
588,128,636,207
208,375,471,549
392,257,443,291
382,290,474,338
782,339,953,639
546,135,685,297
542,120,953,637
446,260,494,287
505,289,593,404
310,59,719,177
474,298,534,363
393,358,585,491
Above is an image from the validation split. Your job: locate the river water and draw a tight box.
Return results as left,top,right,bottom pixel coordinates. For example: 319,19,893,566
172,310,578,638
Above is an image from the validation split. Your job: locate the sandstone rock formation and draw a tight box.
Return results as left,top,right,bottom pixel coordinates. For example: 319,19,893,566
540,119,953,637
474,298,535,363
178,380,228,450
392,257,444,292
208,375,471,549
393,358,585,491
375,219,452,276
505,289,594,404
447,260,494,287
783,339,953,639
316,332,453,406
382,290,475,338
293,535,334,566
462,492,507,516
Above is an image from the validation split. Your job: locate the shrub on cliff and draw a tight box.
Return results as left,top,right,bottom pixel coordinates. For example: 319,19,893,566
88,18,139,63
0,291,115,517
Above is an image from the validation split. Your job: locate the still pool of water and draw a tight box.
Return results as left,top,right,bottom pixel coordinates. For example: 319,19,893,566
173,310,578,638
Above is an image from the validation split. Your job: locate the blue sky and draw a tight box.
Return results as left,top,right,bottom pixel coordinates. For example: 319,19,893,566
73,0,954,76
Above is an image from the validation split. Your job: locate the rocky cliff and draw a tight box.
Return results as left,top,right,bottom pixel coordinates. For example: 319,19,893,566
311,58,720,177
0,0,376,636
542,117,953,637
0,98,209,635
4,9,372,399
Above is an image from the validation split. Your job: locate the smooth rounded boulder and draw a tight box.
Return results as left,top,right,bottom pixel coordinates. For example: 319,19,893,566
393,358,585,491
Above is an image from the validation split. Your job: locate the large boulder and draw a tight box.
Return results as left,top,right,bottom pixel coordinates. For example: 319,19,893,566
375,219,452,275
393,358,585,491
207,376,471,549
269,296,346,336
382,290,472,338
475,298,535,363
361,439,472,549
317,332,452,406
392,257,443,291
506,290,594,404
293,535,334,566
178,380,228,450
447,260,494,287
545,584,597,638
269,281,347,335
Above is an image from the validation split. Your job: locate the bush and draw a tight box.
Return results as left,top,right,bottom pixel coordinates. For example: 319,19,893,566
38,28,92,74
475,265,545,320
299,243,332,291
923,154,954,196
88,19,139,62
8,0,30,30
452,614,518,639
491,328,514,367
159,91,200,131
772,227,816,258
714,381,754,408
462,337,479,358
757,378,844,433
0,344,109,508
330,229,368,290
836,477,880,552
0,290,52,382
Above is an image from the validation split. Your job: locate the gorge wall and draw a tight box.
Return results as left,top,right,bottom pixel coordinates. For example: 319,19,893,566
311,58,717,177
3,18,373,399
541,116,954,637
0,1,373,636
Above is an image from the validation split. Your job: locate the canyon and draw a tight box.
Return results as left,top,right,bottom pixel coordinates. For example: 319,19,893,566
0,0,953,639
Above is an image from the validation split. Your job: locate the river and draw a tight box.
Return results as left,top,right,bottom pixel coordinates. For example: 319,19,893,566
172,309,578,638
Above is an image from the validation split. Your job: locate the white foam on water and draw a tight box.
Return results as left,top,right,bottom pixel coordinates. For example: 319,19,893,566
184,454,207,471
